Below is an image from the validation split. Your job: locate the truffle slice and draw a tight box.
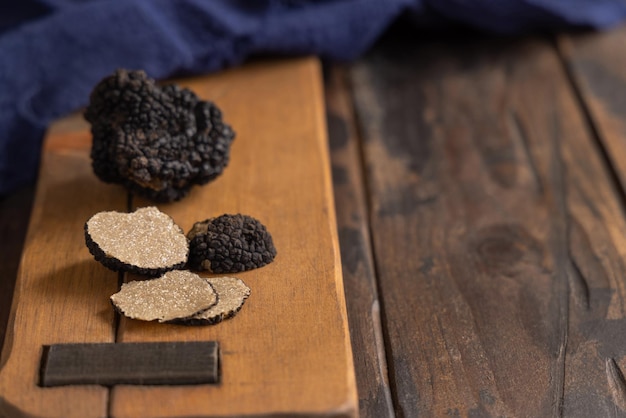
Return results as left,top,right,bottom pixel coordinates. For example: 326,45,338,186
85,69,235,202
173,276,251,325
111,270,217,322
187,214,277,273
85,206,188,275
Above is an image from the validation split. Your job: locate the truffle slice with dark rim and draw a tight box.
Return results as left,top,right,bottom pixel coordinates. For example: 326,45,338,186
172,276,251,325
187,214,277,273
85,206,188,276
111,270,217,323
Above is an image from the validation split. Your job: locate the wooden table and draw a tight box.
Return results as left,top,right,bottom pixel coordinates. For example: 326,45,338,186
4,25,626,417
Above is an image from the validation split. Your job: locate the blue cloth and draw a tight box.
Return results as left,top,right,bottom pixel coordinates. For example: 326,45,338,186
2,0,626,195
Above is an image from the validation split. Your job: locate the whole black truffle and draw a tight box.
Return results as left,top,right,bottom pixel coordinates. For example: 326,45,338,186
187,214,277,273
85,69,235,202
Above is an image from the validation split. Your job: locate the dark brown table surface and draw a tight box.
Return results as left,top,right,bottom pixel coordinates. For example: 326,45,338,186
5,25,626,417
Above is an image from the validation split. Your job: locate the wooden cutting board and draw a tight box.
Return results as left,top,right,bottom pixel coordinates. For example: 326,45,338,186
0,58,357,418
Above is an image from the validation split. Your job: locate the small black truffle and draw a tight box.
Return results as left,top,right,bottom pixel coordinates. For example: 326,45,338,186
187,214,277,273
85,69,235,202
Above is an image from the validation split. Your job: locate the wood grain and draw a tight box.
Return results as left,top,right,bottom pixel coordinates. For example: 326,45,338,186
325,66,394,418
351,33,626,416
559,28,626,195
0,129,123,417
558,27,626,417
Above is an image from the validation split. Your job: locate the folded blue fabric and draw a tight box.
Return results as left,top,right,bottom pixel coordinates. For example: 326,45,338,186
1,0,625,195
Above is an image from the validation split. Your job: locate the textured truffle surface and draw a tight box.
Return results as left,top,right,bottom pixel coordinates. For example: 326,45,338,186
173,276,251,325
111,270,217,322
187,214,277,273
85,206,188,275
85,69,235,202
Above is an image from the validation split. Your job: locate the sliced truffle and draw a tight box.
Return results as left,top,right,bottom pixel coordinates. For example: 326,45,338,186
172,276,251,325
187,214,277,273
111,270,217,322
85,206,188,275
85,69,235,202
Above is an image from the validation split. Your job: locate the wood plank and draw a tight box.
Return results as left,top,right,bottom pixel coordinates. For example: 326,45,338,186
1,57,355,417
351,33,626,416
559,28,626,195
324,66,395,418
0,128,123,417
40,342,219,386
109,58,357,417
558,28,626,417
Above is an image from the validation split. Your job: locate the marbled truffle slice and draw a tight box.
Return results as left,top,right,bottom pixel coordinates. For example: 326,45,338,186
111,270,217,322
175,276,251,325
85,206,188,275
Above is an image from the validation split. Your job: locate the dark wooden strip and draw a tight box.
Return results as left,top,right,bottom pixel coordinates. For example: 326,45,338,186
40,341,219,386
325,66,395,418
351,31,626,416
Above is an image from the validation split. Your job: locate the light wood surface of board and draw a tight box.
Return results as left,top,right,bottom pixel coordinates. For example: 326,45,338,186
0,57,357,418
0,131,122,417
